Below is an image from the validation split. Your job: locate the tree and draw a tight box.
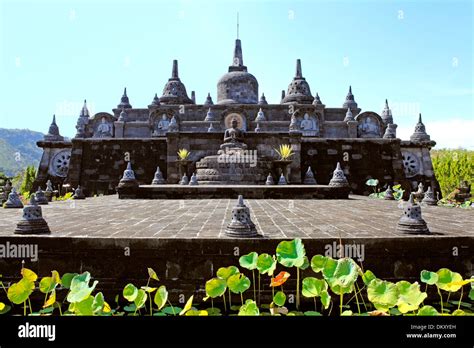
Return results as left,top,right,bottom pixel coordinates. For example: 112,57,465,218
19,165,36,195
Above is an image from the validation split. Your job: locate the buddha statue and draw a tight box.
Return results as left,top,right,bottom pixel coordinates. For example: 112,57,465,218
221,118,247,150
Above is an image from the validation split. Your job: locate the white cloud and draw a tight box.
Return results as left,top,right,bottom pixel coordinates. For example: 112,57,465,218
397,118,474,149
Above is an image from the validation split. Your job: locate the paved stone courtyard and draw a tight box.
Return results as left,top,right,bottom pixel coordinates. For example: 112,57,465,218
0,195,473,239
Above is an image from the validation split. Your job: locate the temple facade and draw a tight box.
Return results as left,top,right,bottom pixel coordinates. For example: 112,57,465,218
34,38,440,197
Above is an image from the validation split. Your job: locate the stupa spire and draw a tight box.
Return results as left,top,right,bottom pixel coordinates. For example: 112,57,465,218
172,60,179,79
295,59,302,78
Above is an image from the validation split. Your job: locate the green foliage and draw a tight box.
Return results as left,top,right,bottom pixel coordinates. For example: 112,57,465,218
19,165,36,195
431,149,473,198
1,240,473,317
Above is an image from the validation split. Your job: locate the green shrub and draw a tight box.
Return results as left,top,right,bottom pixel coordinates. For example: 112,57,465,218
431,149,473,197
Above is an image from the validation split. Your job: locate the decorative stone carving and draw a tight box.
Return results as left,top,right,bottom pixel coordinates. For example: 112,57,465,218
401,152,420,178
44,115,64,141
300,113,319,136
75,100,90,138
312,93,323,106
118,162,138,189
421,186,437,206
149,93,160,107
259,93,268,105
289,114,300,133
208,123,216,132
73,185,86,199
384,186,395,200
180,174,189,185
4,188,23,208
217,39,259,105
410,113,431,142
168,116,179,132
383,123,397,139
221,118,247,150
35,187,49,205
224,113,246,131
189,173,198,186
204,93,214,105
303,166,317,184
329,162,349,187
151,166,165,185
255,108,266,122
225,195,258,237
157,114,170,132
94,117,113,138
381,99,393,125
265,173,274,185
117,87,132,109
344,108,354,122
397,193,430,234
160,60,193,105
278,173,287,185
118,108,127,122
357,114,381,138
45,180,53,202
282,59,314,104
413,182,425,201
204,108,216,122
342,86,358,109
15,195,51,235
255,123,262,133
49,150,71,178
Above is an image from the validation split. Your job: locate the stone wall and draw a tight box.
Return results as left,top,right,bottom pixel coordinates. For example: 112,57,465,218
67,138,167,195
301,138,409,195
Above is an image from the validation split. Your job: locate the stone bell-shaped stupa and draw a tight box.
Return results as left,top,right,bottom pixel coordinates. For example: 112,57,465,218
15,194,50,235
118,162,139,189
151,166,165,185
384,186,395,200
265,173,274,185
225,195,258,237
278,173,287,185
421,186,438,206
180,174,189,185
35,187,49,205
189,173,199,186
329,162,349,188
4,188,24,208
397,193,430,234
73,185,86,199
303,166,317,185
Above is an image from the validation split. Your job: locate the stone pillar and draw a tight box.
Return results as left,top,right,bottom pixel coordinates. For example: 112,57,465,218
114,121,125,138
166,133,180,184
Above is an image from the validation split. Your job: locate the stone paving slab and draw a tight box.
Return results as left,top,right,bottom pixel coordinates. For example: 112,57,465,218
0,195,473,239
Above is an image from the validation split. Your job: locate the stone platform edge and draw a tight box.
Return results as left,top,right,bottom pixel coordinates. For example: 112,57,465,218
117,184,351,199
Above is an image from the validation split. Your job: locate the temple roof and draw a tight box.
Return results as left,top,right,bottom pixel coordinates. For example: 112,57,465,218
160,60,193,105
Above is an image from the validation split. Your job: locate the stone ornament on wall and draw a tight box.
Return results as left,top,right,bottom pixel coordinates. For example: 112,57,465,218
356,112,383,138
49,149,71,178
224,113,246,131
91,113,115,138
401,151,421,178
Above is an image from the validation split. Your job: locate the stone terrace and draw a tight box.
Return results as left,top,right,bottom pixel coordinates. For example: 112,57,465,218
0,195,472,238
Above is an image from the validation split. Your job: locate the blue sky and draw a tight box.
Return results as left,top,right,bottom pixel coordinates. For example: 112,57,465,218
0,0,472,148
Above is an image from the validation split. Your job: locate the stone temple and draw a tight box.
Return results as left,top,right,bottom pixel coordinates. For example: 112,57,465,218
34,37,440,197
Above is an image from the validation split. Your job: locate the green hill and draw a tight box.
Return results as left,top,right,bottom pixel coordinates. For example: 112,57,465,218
0,128,44,177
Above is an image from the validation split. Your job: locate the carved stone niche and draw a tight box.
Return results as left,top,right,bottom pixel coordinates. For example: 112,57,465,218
356,112,383,138
299,112,320,136
150,110,175,136
91,112,115,138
